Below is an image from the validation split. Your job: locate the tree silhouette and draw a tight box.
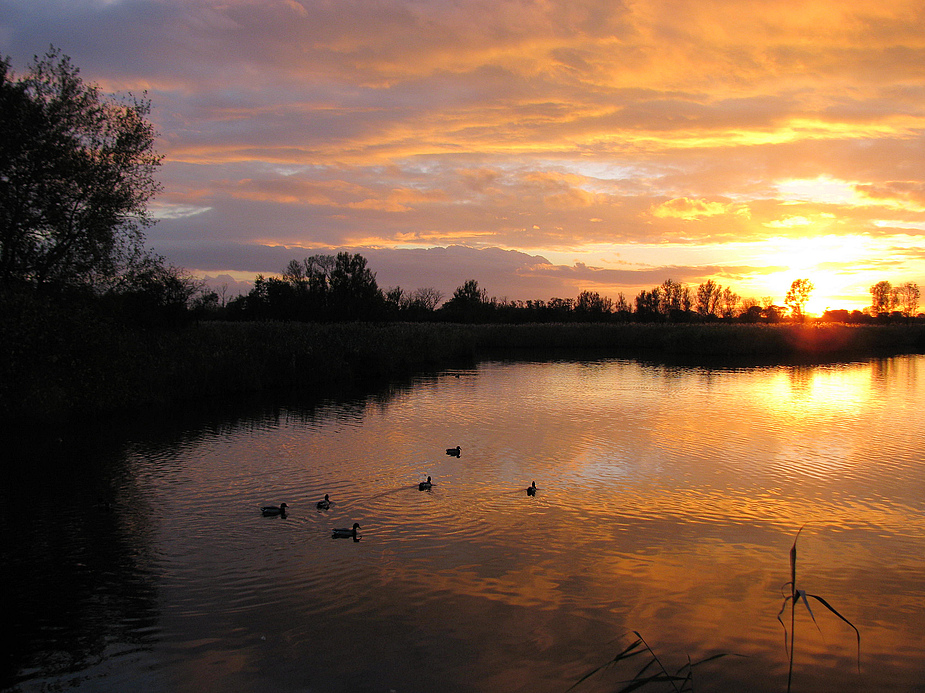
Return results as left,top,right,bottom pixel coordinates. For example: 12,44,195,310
696,280,722,318
721,287,740,319
785,279,814,322
575,290,613,320
330,252,382,320
0,48,161,290
896,282,920,318
869,280,894,317
408,286,443,312
634,287,662,321
443,279,490,322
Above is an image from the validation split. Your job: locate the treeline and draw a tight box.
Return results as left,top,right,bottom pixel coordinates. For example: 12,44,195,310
191,254,922,325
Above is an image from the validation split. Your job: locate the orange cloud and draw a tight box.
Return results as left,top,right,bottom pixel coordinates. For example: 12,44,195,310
652,197,747,220
13,0,925,308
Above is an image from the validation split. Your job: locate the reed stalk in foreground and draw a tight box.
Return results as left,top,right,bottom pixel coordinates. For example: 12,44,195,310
567,631,729,692
777,525,861,692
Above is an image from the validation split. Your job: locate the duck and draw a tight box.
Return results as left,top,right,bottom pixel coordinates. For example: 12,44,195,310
527,481,537,496
418,476,433,490
332,522,361,538
261,502,288,516
316,494,331,510
446,445,461,457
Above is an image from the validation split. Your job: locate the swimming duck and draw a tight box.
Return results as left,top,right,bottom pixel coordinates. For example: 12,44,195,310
446,445,461,457
332,522,361,538
316,494,331,510
418,476,433,490
527,481,537,496
261,502,288,516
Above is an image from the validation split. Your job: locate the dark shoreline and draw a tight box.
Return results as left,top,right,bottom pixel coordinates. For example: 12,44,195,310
3,321,925,420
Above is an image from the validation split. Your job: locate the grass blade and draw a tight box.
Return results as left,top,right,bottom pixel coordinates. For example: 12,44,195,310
807,593,862,672
566,638,646,691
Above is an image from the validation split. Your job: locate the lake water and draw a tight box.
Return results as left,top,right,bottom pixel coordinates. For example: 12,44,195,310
4,354,925,692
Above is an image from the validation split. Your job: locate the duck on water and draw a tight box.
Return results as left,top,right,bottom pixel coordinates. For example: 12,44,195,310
261,503,288,517
332,523,361,539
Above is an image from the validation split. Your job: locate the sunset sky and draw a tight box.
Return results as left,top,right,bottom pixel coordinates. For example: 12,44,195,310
4,0,925,312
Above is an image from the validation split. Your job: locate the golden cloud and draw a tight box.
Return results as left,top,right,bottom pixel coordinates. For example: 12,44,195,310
652,197,747,220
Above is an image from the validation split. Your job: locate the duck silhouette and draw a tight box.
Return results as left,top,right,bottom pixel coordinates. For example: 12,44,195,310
332,522,361,539
527,481,537,496
316,494,331,510
261,503,288,517
446,446,461,457
418,476,433,490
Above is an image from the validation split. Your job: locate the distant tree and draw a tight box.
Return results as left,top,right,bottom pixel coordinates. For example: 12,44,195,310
575,290,613,320
383,286,405,312
614,292,630,314
408,286,443,311
785,278,814,322
740,304,764,323
274,255,336,319
896,281,920,318
548,296,574,314
304,255,335,296
721,287,740,319
0,48,161,290
190,289,221,319
282,259,310,297
869,281,895,318
659,279,690,320
764,304,785,323
442,279,490,322
696,280,722,318
329,252,383,320
104,253,201,326
635,287,662,321
820,309,850,323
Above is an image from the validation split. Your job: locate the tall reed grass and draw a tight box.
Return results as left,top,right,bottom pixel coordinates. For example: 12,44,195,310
778,526,861,693
3,316,924,419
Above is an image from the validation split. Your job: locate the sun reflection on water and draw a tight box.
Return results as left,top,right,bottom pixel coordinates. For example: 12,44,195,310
11,355,925,693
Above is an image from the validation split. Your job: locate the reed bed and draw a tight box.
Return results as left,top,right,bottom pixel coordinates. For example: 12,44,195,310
3,318,925,418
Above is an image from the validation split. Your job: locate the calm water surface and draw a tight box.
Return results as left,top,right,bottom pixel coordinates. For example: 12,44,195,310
4,355,925,692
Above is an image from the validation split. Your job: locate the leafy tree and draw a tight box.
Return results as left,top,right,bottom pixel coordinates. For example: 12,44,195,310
896,281,920,317
635,287,662,321
660,279,690,319
696,280,722,318
614,292,630,314
443,279,491,322
329,251,383,320
0,48,161,290
106,253,202,325
575,290,613,319
721,287,740,319
868,280,894,317
785,278,814,322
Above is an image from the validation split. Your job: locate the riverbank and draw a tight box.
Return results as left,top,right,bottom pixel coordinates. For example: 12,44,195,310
3,319,925,419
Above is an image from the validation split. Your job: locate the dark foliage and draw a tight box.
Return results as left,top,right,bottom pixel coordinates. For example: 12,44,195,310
0,48,161,291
